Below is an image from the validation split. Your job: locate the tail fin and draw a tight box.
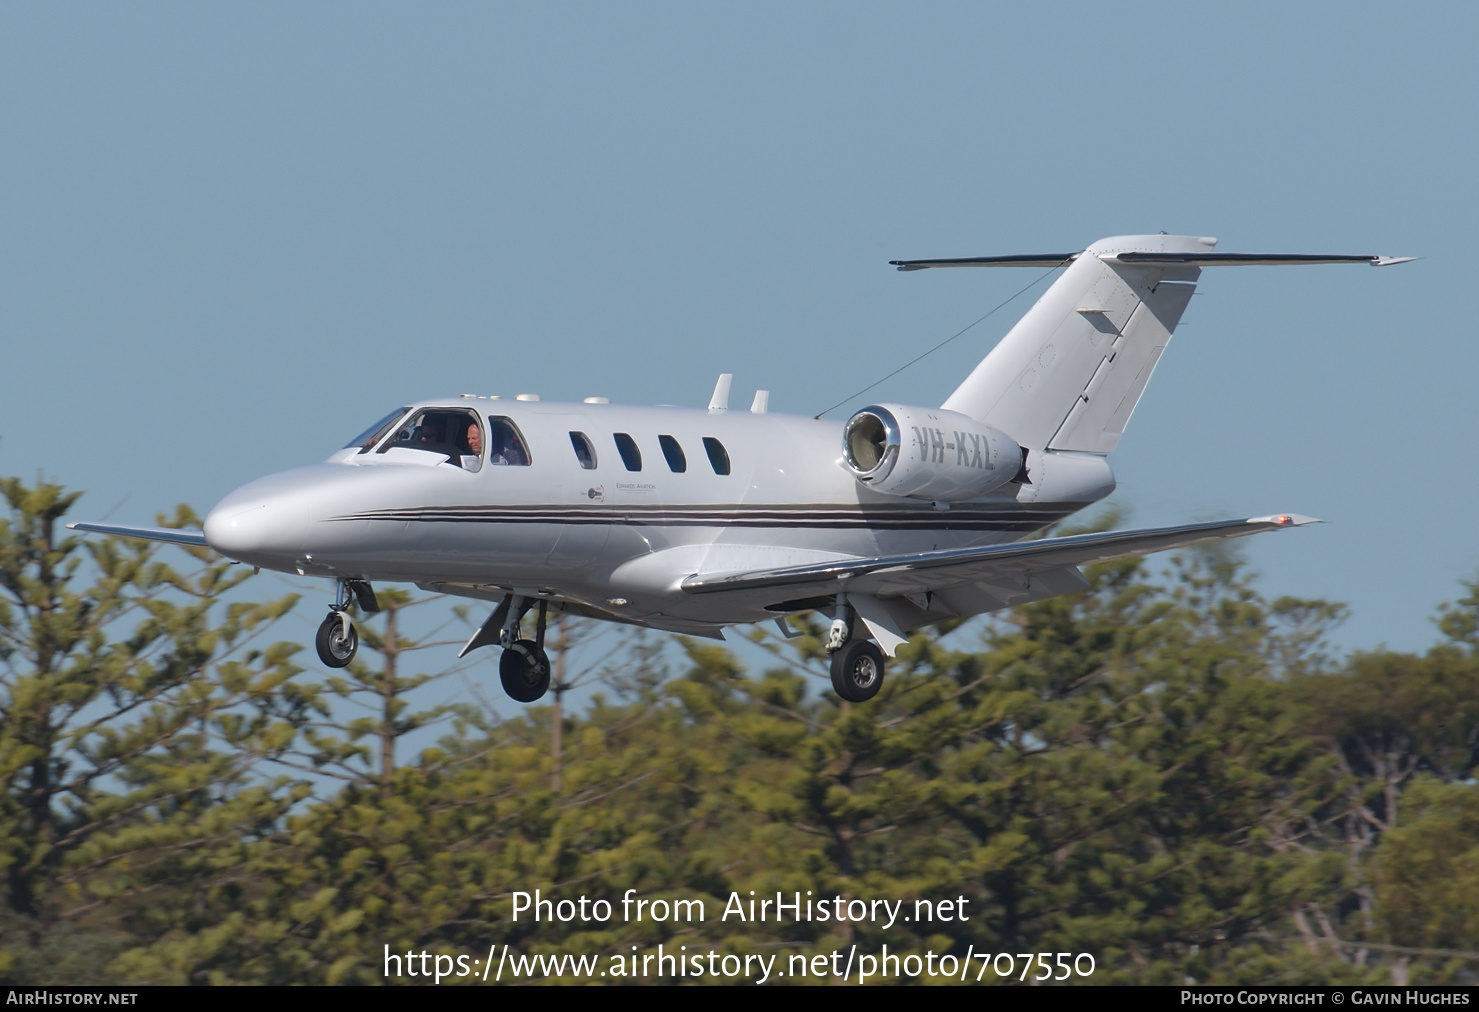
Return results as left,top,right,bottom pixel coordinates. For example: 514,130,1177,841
894,234,1411,455
935,233,1207,454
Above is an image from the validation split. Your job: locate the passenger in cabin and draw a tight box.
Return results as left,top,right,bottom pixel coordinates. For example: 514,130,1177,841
457,419,485,472
488,417,529,466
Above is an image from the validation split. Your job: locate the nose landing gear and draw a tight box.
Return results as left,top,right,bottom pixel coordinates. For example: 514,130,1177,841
314,579,380,668
316,610,358,668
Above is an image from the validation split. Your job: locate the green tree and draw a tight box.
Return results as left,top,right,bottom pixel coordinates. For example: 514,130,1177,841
0,476,299,983
113,627,721,983
254,589,466,796
1370,777,1479,982
659,547,1358,984
954,552,1351,984
1290,583,1479,983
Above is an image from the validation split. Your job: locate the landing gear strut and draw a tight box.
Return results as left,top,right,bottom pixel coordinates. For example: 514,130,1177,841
824,590,886,702
498,596,551,702
314,579,379,668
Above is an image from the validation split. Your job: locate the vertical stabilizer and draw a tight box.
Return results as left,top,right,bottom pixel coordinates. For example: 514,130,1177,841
939,234,1209,453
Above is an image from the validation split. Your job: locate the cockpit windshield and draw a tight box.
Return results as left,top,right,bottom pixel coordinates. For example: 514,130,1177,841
345,408,410,452
377,407,485,470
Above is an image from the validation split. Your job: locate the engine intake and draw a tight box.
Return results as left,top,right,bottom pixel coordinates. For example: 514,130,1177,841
842,404,1022,501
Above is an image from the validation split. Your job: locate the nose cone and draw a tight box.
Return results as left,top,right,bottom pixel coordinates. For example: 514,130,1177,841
203,470,315,569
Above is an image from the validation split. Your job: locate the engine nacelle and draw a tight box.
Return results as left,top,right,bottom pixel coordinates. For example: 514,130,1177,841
842,404,1022,501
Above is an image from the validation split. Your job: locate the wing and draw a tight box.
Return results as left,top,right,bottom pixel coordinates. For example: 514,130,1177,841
682,513,1318,598
66,521,209,548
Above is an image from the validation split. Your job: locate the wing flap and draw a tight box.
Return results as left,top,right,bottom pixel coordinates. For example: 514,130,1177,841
681,514,1318,596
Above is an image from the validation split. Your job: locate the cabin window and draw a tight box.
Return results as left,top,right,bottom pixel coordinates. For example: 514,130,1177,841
377,408,483,470
658,434,687,473
703,437,731,475
613,433,642,471
569,431,597,470
487,416,531,465
346,407,409,453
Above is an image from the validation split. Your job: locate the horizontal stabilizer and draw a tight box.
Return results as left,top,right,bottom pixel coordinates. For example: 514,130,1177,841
891,253,1080,271
919,234,1413,456
682,514,1318,596
1102,251,1414,267
891,250,1414,271
66,521,209,548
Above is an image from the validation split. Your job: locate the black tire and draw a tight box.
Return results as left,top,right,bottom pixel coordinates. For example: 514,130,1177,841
315,613,358,668
500,639,551,702
830,640,885,702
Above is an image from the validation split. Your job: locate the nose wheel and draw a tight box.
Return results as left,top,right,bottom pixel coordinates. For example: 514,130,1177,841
316,610,358,668
314,580,377,668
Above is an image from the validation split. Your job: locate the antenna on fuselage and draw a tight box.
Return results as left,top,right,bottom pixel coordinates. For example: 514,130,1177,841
750,390,769,414
709,373,733,413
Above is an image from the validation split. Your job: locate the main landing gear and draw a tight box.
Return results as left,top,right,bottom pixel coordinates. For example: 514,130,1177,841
497,596,551,703
825,592,886,703
830,639,886,702
314,579,380,668
457,594,555,703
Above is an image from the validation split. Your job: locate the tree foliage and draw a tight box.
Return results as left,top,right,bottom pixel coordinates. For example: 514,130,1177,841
0,477,300,983
3,472,1476,985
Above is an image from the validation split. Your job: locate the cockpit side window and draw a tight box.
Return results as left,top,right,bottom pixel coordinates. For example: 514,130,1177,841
379,408,484,470
346,407,410,453
488,416,531,466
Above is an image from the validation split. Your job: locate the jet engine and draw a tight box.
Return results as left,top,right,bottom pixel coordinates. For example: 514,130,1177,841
841,404,1022,501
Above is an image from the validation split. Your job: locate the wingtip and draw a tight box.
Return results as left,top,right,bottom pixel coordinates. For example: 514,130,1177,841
66,521,211,547
1251,513,1322,528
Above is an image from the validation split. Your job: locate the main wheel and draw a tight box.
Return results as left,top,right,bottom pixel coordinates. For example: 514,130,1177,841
830,640,885,702
315,612,358,668
500,639,551,702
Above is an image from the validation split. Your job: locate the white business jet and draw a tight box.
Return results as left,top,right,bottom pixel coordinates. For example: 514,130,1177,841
71,234,1411,704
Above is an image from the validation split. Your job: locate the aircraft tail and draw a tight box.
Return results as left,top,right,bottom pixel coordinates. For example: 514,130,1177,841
894,234,1410,455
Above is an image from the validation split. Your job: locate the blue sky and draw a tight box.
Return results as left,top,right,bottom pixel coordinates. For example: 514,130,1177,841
2,3,1471,662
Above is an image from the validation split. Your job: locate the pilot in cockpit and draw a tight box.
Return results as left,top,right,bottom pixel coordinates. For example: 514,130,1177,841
393,411,481,471
413,416,450,452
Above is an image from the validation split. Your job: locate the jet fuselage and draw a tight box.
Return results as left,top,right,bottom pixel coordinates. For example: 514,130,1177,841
202,399,1115,634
